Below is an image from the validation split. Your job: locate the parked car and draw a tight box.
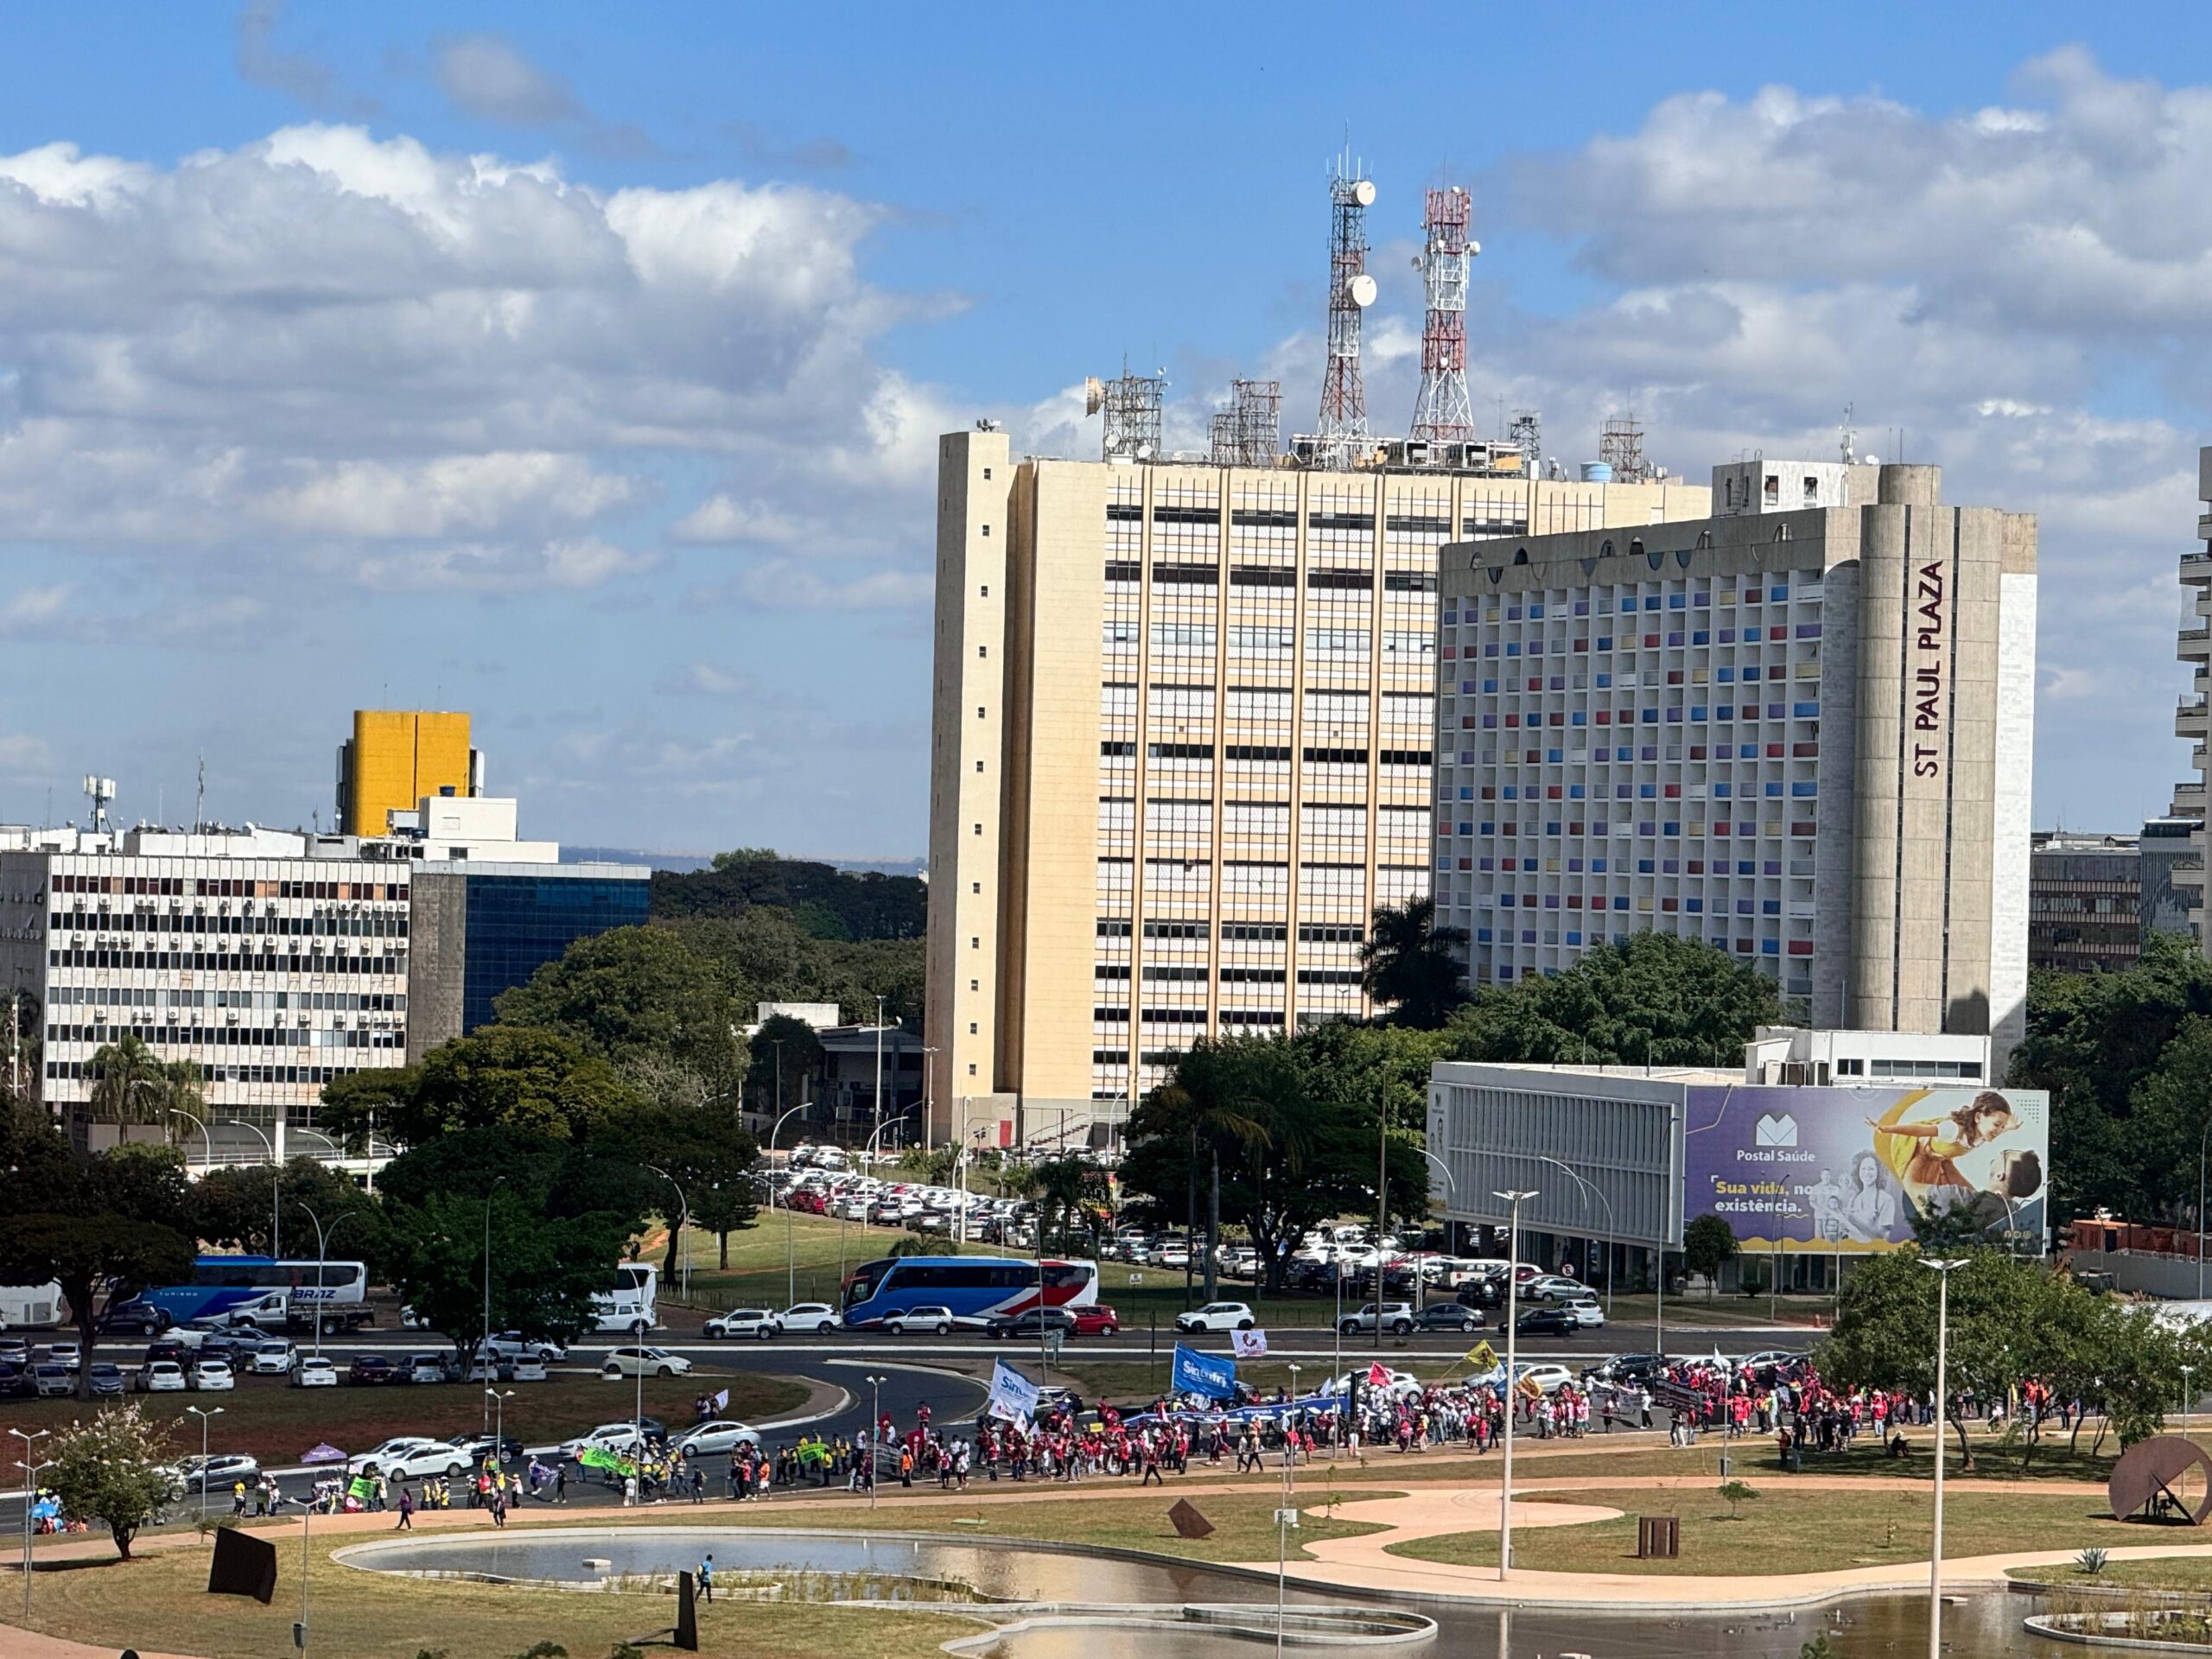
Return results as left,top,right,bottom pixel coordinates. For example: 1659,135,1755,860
779,1303,842,1334
1338,1303,1416,1338
250,1339,298,1376
508,1354,549,1382
0,1361,29,1398
702,1308,782,1341
404,1352,456,1385
600,1346,692,1378
86,1361,126,1397
0,1337,28,1364
347,1437,470,1480
137,1359,189,1393
30,1363,73,1397
982,1306,1077,1341
102,1301,169,1336
41,1341,83,1371
675,1420,761,1459
484,1332,568,1363
1522,1275,1590,1306
1414,1303,1484,1332
348,1353,397,1386
291,1357,340,1389
1512,1306,1580,1338
1584,1351,1667,1384
881,1306,956,1337
1174,1301,1256,1334
190,1359,236,1391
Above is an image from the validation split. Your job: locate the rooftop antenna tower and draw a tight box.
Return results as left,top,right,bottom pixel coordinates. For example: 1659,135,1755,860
1508,409,1541,472
1315,155,1376,469
1231,378,1280,467
81,774,115,835
1088,357,1166,461
1839,403,1858,466
1409,185,1476,446
1599,413,1650,482
1208,406,1238,467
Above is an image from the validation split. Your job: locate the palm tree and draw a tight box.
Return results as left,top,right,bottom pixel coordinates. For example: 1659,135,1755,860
1147,1049,1278,1303
86,1033,165,1124
1359,896,1469,1028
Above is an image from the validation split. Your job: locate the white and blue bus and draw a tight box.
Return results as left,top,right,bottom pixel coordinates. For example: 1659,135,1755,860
841,1255,1098,1330
128,1255,368,1327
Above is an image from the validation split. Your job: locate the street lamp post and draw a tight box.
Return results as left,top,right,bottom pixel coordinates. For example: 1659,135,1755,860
486,1389,514,1459
285,1492,314,1657
227,1118,279,1257
186,1405,225,1516
1531,1155,1617,1318
292,1203,355,1361
1413,1149,1459,1317
1494,1189,1540,1580
1923,1256,1967,1659
865,1374,887,1510
768,1102,809,1309
10,1427,49,1620
481,1174,509,1434
1277,1360,1303,1659
873,994,887,1163
2199,1118,2211,1301
168,1106,212,1173
2185,1364,2197,1435
645,1163,692,1303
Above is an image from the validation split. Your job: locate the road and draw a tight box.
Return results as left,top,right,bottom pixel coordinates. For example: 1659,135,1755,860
0,1313,1808,1532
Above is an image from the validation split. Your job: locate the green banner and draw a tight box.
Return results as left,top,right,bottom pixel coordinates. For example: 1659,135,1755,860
579,1446,635,1477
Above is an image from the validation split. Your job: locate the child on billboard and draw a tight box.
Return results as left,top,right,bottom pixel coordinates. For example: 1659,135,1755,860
1866,1090,2043,1234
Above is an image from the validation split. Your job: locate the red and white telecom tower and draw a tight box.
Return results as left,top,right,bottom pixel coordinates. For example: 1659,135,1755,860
1314,161,1376,469
1409,186,1476,446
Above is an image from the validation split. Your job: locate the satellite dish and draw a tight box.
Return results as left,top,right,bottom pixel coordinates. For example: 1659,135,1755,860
1351,178,1376,207
1347,273,1377,308
1084,377,1104,416
1468,239,1481,257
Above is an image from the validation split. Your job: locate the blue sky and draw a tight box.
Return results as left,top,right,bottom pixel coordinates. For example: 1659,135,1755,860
3,4,2210,855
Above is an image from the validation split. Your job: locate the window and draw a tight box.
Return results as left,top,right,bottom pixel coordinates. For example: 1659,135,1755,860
977,645,988,658
969,1022,977,1034
969,1064,977,1077
976,707,985,719
972,823,982,836
982,524,991,537
983,467,992,480
980,585,988,597
975,760,983,772
970,937,979,948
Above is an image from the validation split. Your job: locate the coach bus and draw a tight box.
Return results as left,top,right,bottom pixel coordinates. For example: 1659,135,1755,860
841,1255,1098,1330
589,1262,659,1333
126,1255,369,1327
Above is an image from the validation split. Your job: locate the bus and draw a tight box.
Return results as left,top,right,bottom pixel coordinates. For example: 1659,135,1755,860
841,1255,1098,1331
128,1256,369,1328
590,1262,658,1333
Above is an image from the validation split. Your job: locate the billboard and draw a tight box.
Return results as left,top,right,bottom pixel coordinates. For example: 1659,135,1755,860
1681,1084,2048,1253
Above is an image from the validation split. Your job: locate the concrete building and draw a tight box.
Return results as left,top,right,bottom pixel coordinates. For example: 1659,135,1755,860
0,796,645,1149
2026,830,2149,972
1427,1027,2046,1293
335,709,480,835
925,427,1707,1150
1432,461,2037,1069
2173,448,2212,947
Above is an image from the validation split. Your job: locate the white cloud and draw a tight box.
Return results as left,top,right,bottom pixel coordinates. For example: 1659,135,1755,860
0,734,51,773
668,494,810,547
691,557,931,613
0,583,69,632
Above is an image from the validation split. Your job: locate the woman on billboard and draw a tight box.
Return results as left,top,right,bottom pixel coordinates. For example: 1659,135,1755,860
1866,1090,2042,1236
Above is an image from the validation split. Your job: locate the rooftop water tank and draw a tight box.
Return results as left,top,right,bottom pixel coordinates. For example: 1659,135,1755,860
1580,461,1613,483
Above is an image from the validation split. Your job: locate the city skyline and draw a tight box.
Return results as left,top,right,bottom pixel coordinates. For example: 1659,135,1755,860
3,6,2210,852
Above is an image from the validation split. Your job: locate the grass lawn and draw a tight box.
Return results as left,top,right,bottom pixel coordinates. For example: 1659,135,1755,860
0,1369,809,1466
1385,1486,2141,1574
2010,1557,2212,1592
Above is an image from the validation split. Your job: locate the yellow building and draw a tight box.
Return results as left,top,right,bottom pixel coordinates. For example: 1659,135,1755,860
925,429,1709,1153
336,710,480,835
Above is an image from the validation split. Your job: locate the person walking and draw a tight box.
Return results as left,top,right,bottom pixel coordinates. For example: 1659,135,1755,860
395,1487,414,1530
697,1553,715,1604
489,1486,507,1529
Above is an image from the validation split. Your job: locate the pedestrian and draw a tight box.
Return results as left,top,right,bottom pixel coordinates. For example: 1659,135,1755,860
396,1487,414,1531
690,1465,706,1503
232,1480,247,1518
698,1553,715,1604
554,1464,568,1504
489,1486,506,1529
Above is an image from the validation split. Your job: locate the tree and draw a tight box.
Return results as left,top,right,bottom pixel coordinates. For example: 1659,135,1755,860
493,926,747,1084
1717,1478,1758,1519
362,1026,652,1143
317,1066,418,1153
1446,932,1784,1066
1360,896,1469,1028
86,1033,200,1126
384,1188,635,1357
748,1014,825,1120
652,853,927,940
1683,1215,1738,1300
45,1402,177,1559
189,1156,389,1273
600,1101,760,1276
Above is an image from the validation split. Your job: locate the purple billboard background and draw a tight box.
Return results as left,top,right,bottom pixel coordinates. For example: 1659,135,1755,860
1681,1084,2050,1252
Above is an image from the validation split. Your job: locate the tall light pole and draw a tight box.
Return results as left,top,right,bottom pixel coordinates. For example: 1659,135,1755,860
1278,1360,1303,1659
486,1389,513,1459
11,1427,49,1620
768,1102,808,1309
645,1163,692,1303
186,1405,225,1515
481,1174,509,1433
292,1203,355,1360
1656,1104,1679,1357
865,1374,886,1510
872,994,887,1164
1413,1149,1459,1316
1531,1155,1616,1317
1374,1090,1392,1357
2184,1364,2196,1435
285,1492,314,1657
1923,1256,1967,1659
920,1045,938,1157
2198,1118,2210,1300
1494,1189,1539,1580
168,1106,212,1173
228,1117,279,1257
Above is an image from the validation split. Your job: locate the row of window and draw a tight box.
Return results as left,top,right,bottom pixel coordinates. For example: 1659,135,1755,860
1110,505,1504,535
46,1023,403,1049
1094,920,1364,942
1450,582,1809,620
52,909,408,937
50,874,404,899
47,949,404,974
46,1060,378,1085
1112,624,1436,655
1461,741,1817,766
46,986,404,1011
1458,819,1821,839
1471,777,1816,800
1107,562,1438,592
1478,929,1813,957
1102,741,1434,766
1465,856,1792,878
1465,626,1821,658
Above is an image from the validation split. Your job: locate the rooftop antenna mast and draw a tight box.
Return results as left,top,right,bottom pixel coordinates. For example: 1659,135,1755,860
1599,413,1650,483
1315,152,1376,470
1087,356,1166,461
1409,184,1476,446
1839,404,1857,466
194,754,206,833
81,774,115,836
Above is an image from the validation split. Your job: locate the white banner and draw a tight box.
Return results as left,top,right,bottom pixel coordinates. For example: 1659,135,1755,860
986,1359,1041,1423
1230,1327,1268,1359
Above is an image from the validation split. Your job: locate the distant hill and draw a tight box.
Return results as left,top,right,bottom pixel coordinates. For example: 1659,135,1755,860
568,847,925,879
648,850,926,940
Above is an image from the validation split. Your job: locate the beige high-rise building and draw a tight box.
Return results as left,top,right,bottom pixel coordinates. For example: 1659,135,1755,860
925,426,1708,1151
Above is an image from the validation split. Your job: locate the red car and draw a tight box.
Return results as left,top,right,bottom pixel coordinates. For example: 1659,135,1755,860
1070,1305,1121,1337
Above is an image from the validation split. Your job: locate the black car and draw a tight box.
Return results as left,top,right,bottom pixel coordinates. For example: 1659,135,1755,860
347,1353,397,1385
1587,1351,1668,1383
102,1301,170,1337
983,1307,1077,1341
446,1432,526,1465
1513,1307,1579,1338
0,1361,29,1398
1414,1303,1484,1332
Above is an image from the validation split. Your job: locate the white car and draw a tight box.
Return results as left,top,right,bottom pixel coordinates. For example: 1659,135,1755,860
702,1308,781,1341
601,1345,691,1378
291,1357,340,1389
1174,1301,1256,1334
348,1438,470,1480
42,1341,83,1371
508,1354,549,1382
190,1360,236,1392
675,1420,761,1458
484,1332,568,1363
250,1339,297,1375
137,1360,188,1393
1517,1363,1577,1395
560,1421,649,1459
882,1305,955,1336
781,1303,842,1334
1566,1294,1606,1328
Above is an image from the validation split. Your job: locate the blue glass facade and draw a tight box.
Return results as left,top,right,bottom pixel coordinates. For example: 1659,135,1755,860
461,873,650,1033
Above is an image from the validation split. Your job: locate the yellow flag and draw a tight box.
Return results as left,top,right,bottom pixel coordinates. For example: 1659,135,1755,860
1465,1340,1498,1372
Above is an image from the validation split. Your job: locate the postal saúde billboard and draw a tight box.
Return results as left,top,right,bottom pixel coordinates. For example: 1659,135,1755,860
1681,1084,2048,1252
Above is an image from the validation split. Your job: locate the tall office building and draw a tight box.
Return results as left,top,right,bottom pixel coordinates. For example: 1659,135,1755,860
335,709,480,835
925,426,1707,1150
1431,461,2037,1066
2174,447,2212,947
